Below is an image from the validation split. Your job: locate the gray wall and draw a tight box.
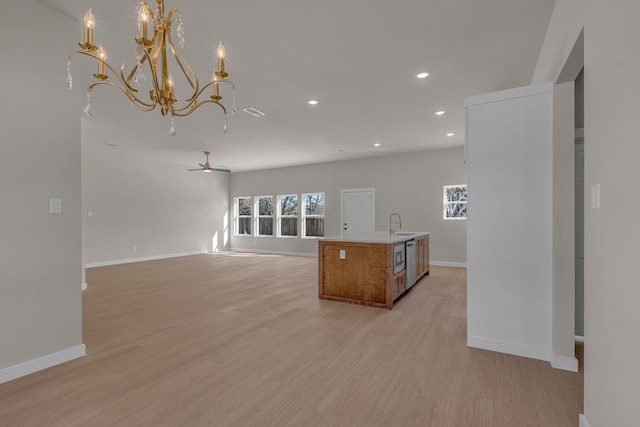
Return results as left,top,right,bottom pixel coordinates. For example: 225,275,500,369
0,1,83,374
82,145,230,265
230,148,467,265
534,0,640,425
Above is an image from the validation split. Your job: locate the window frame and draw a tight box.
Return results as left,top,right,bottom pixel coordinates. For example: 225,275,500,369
443,184,468,220
235,196,252,235
277,194,299,238
302,192,325,239
255,195,274,237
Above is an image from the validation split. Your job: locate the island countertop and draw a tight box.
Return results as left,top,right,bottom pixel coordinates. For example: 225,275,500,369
322,231,430,244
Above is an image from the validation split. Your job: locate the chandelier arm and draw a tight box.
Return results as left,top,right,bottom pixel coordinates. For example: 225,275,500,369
171,99,227,117
87,81,158,112
149,37,163,84
88,51,159,109
166,30,199,94
70,49,127,81
69,49,99,62
218,79,236,91
143,46,165,102
119,47,162,105
172,78,235,114
166,8,180,23
71,49,156,109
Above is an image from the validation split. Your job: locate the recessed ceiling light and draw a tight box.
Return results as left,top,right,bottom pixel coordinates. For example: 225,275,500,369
416,72,430,79
435,110,446,116
308,99,318,105
374,143,381,147
447,132,455,137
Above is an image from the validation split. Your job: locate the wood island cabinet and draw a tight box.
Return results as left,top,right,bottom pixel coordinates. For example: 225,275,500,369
391,271,406,301
416,235,430,279
318,232,430,309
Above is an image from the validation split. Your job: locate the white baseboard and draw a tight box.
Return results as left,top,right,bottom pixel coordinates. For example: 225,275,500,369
82,282,87,291
579,414,591,427
230,248,317,257
85,251,207,268
431,260,467,268
467,335,551,362
551,353,579,372
0,344,86,384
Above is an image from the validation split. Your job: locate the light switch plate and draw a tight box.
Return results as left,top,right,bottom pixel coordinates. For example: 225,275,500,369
591,184,600,209
49,198,62,214
339,250,346,259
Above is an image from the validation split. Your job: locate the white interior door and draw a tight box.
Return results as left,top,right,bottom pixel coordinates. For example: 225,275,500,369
341,188,375,235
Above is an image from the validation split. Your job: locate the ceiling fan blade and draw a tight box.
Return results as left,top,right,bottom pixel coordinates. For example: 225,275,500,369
212,167,231,173
198,163,206,168
187,168,204,171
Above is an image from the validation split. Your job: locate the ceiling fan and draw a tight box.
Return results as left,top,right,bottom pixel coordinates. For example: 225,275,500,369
188,151,230,173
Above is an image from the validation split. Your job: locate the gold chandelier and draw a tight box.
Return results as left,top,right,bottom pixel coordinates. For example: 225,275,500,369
67,0,235,136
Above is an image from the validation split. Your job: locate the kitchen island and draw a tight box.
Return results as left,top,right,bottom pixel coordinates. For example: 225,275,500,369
318,232,429,309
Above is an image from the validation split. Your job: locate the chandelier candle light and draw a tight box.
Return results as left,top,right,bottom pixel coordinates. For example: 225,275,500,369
67,0,236,135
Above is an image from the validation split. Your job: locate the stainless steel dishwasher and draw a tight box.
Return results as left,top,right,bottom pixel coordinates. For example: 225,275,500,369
405,239,416,289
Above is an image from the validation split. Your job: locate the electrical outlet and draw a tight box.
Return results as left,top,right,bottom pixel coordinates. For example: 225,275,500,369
339,250,346,259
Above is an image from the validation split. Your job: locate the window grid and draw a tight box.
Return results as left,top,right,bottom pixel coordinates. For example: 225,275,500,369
256,196,274,237
235,196,252,235
302,193,325,238
443,185,468,220
278,194,298,237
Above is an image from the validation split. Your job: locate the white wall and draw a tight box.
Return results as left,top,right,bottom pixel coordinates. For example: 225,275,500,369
466,84,554,362
82,145,230,266
230,148,467,265
0,1,84,381
552,81,577,370
534,0,640,425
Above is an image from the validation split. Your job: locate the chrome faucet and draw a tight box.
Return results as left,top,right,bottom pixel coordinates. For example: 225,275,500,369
389,213,402,234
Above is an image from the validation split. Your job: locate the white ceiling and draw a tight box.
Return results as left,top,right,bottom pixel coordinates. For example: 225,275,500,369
44,0,556,172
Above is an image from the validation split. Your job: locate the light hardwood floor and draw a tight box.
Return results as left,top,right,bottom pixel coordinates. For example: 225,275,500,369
0,253,583,426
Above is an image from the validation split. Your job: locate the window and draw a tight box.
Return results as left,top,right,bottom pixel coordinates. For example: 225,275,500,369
235,196,252,235
302,193,325,238
443,185,467,220
278,194,298,237
256,196,274,236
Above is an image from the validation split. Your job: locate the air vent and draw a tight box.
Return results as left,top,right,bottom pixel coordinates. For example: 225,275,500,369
243,107,266,117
